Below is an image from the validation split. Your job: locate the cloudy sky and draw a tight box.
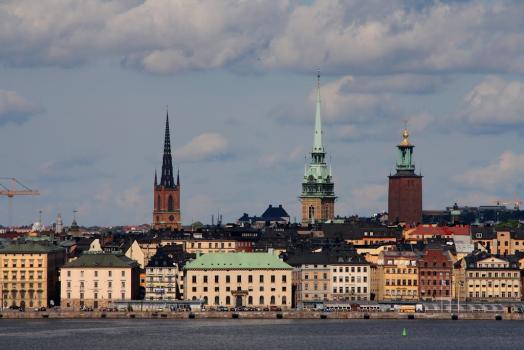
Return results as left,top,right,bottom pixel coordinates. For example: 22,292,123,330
1,0,524,226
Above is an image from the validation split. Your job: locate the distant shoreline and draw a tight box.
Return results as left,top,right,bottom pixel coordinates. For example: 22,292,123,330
1,311,522,321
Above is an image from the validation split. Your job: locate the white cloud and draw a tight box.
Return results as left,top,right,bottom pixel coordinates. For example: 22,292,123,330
312,76,397,123
0,90,40,125
1,1,524,75
339,184,387,216
263,1,524,75
257,145,304,168
454,151,524,191
339,74,450,95
176,132,230,162
0,0,290,73
456,76,524,132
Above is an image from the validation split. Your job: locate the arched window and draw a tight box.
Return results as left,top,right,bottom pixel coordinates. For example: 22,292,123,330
270,296,275,305
248,296,253,305
282,296,287,305
157,195,161,210
259,296,264,305
168,195,174,211
226,296,231,305
203,296,208,305
214,296,219,305
308,205,315,219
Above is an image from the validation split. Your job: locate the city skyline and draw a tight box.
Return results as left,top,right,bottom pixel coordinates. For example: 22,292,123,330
1,0,524,226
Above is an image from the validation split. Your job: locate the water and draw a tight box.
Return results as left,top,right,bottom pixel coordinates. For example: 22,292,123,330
1,319,523,349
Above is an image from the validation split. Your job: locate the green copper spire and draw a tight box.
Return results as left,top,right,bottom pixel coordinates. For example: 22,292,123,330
396,127,415,173
313,71,324,154
300,72,336,223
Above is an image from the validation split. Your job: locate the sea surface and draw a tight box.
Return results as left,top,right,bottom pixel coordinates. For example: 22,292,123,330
1,319,523,349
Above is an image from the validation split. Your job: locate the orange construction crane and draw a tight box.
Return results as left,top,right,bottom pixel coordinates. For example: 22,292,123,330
495,194,522,210
0,178,40,227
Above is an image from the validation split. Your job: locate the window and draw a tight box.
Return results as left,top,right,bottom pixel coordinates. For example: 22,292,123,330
204,276,208,283
121,271,125,277
226,296,231,305
215,275,219,283
270,296,275,305
271,275,275,283
214,296,219,305
226,275,230,283
259,296,264,305
248,296,253,305
259,275,264,283
108,271,112,277
94,271,98,277
237,275,242,283
192,276,197,283
67,271,71,277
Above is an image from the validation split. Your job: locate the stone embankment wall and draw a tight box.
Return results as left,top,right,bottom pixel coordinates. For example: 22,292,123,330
1,311,524,320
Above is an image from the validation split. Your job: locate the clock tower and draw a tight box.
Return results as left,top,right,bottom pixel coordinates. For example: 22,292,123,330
153,111,181,230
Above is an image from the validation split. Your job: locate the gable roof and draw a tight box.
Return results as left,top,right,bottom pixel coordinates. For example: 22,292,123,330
63,253,138,268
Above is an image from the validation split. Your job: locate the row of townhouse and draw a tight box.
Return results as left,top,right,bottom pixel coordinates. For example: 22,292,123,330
286,250,371,308
372,247,524,303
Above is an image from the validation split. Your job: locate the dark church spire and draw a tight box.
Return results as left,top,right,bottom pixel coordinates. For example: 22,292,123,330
160,110,175,188
154,169,158,186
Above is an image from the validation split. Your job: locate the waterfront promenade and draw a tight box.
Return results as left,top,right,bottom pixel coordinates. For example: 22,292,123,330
1,310,523,320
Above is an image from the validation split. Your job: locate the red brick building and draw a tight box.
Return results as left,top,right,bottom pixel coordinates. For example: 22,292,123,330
388,128,422,226
153,112,181,230
418,247,453,301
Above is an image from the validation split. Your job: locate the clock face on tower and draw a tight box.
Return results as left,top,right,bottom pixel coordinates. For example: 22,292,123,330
169,215,174,221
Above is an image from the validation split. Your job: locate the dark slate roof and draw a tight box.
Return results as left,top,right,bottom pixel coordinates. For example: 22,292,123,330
64,253,138,268
146,244,194,268
261,205,290,219
463,251,520,269
0,241,64,254
286,249,368,266
322,223,402,240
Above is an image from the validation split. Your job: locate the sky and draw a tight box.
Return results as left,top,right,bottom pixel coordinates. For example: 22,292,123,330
1,0,524,227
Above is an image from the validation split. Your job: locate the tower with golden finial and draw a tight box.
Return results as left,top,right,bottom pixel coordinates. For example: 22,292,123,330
388,124,422,226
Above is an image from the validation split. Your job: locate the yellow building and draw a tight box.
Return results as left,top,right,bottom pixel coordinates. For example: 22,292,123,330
176,239,237,254
464,253,521,302
472,229,524,256
184,253,292,308
60,253,140,310
376,250,419,301
0,242,66,309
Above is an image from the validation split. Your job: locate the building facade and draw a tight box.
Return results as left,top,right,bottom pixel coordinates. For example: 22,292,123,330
417,248,453,301
184,253,292,308
300,74,336,224
464,254,521,302
0,242,66,309
287,251,371,307
60,253,140,309
388,128,423,226
153,112,181,230
145,244,191,300
376,250,419,301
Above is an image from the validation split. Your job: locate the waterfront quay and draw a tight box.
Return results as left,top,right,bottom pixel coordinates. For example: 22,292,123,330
1,309,524,320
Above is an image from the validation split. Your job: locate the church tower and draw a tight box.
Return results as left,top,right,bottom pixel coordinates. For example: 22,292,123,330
300,73,336,224
388,127,423,226
153,111,181,230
